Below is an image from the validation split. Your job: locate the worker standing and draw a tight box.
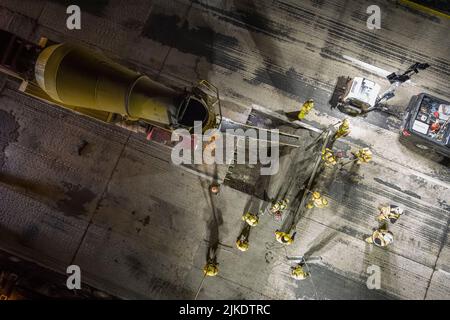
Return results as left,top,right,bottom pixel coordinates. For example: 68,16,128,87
275,230,296,245
236,236,249,252
270,199,289,213
333,118,350,140
291,262,310,280
298,99,314,120
306,191,328,209
242,212,259,227
377,204,404,224
365,225,394,247
353,148,372,164
322,148,338,167
203,259,219,277
269,199,289,220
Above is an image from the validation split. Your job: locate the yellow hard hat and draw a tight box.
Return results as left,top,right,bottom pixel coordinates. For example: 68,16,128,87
312,191,321,199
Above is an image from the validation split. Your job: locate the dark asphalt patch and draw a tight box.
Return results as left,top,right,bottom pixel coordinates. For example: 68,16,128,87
19,224,40,248
56,182,96,217
192,0,297,42
373,177,422,199
142,13,245,72
0,110,20,169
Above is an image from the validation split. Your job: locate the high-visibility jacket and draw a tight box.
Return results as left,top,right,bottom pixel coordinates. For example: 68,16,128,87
203,263,219,276
334,119,350,140
322,148,337,166
275,231,294,245
242,212,259,226
236,239,249,251
306,191,328,209
298,100,314,120
354,148,372,164
270,199,289,213
377,205,404,223
291,266,310,280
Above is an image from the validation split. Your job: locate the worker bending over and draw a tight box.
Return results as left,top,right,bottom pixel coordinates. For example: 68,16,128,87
270,198,289,219
291,262,310,280
275,230,296,245
322,148,338,167
333,118,350,140
365,225,394,247
353,148,372,164
377,204,404,224
306,191,328,209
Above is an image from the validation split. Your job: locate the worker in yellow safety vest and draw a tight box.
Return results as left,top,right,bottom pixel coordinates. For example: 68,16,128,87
203,260,219,277
275,230,296,245
322,148,338,167
377,204,404,224
298,99,314,120
306,191,328,209
242,212,259,227
333,118,350,140
353,148,372,164
291,262,310,280
236,237,249,252
365,225,394,247
270,199,289,213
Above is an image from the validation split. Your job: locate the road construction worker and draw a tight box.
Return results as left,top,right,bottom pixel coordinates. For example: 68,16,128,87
306,191,328,209
275,230,296,245
203,260,219,277
236,237,249,252
270,199,289,213
322,148,338,167
353,148,372,164
242,212,259,227
298,99,314,120
269,199,289,220
333,118,350,140
365,226,394,247
377,204,404,224
291,263,310,280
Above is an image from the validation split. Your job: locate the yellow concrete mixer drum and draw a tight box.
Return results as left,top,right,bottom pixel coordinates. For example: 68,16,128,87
34,43,218,132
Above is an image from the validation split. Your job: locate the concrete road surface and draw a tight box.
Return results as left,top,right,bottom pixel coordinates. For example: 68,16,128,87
0,0,449,299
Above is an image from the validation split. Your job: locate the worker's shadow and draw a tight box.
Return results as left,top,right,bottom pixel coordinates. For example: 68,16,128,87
196,163,223,264
205,206,224,264
237,224,251,244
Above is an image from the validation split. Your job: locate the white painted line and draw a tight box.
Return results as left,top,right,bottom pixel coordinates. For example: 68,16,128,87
342,55,392,78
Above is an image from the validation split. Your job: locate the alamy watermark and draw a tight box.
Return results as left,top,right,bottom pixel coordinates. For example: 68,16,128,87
66,5,81,30
170,121,280,175
66,264,81,290
366,264,381,290
367,5,381,30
